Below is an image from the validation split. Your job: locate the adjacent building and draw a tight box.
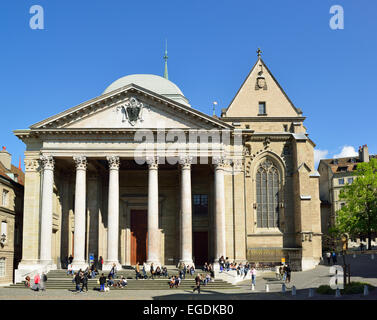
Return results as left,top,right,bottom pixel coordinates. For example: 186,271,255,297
13,51,322,281
318,144,377,249
0,148,24,285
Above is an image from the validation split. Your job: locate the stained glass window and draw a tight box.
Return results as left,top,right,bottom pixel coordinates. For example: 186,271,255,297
256,160,280,228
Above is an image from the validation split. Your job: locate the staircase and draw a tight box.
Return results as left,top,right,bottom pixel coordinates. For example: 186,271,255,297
8,267,239,291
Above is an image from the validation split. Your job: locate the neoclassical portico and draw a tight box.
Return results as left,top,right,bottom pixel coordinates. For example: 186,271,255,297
32,152,228,271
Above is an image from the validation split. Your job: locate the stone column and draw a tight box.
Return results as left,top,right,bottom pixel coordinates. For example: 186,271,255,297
214,156,227,264
39,155,55,265
179,155,193,266
72,156,88,270
103,156,121,270
146,156,161,267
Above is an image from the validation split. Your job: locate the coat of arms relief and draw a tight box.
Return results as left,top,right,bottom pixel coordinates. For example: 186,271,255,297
117,97,148,126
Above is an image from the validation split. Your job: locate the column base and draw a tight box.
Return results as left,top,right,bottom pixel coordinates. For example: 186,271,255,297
102,261,122,271
71,260,89,271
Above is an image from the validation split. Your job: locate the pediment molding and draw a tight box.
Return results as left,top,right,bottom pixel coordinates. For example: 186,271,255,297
30,84,232,131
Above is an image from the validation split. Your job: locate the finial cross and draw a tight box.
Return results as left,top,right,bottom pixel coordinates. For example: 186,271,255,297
257,48,262,57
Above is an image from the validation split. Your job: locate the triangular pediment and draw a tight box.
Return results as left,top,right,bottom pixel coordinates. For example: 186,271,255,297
224,58,302,118
30,84,232,130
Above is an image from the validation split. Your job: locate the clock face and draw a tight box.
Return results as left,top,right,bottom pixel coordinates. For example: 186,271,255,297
257,78,265,88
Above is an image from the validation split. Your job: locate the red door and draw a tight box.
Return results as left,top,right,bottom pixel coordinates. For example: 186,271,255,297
193,231,208,266
131,210,148,265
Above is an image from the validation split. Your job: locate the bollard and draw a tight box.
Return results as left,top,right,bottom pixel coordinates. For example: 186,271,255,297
364,285,369,296
265,284,269,292
292,285,296,296
282,283,286,293
251,284,255,291
335,288,341,298
371,254,375,260
308,288,314,297
353,253,356,258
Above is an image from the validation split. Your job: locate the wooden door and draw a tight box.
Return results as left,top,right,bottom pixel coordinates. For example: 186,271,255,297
130,210,148,265
193,231,208,266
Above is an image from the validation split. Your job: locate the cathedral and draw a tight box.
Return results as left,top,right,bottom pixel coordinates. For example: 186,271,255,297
13,49,322,281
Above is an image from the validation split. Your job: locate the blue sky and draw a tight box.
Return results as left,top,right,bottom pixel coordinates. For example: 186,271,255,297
1,0,376,169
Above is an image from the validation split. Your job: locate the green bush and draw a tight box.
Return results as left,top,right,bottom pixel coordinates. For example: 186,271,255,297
316,282,375,295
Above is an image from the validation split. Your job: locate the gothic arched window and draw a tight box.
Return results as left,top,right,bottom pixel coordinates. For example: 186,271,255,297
256,159,280,228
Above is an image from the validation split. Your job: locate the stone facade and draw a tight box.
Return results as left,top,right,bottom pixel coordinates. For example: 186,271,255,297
0,150,24,285
13,53,322,281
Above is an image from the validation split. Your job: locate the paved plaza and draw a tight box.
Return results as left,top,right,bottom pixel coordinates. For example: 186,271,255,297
0,254,376,300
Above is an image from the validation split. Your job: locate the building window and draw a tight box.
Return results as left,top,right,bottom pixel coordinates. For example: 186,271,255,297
347,177,354,184
1,190,8,207
256,159,280,228
0,258,5,277
338,178,345,185
1,221,7,240
283,124,288,132
193,194,208,215
258,102,266,115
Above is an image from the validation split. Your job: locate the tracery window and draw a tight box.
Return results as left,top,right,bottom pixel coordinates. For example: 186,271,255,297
256,159,280,228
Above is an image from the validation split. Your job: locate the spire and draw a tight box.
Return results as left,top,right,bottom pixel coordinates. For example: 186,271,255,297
163,40,168,80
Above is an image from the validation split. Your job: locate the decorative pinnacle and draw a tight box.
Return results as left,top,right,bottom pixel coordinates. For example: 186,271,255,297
163,40,168,80
257,48,262,58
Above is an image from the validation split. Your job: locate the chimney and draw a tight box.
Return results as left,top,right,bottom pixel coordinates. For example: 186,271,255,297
361,145,369,163
0,147,12,170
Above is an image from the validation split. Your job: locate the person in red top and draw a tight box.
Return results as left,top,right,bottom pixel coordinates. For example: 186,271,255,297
33,273,40,291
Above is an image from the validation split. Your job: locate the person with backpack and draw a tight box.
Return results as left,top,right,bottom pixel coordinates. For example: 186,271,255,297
40,272,47,291
99,273,106,292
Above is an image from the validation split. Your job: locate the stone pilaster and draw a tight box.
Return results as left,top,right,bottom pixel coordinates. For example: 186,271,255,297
146,156,161,267
103,156,121,270
18,158,41,267
39,155,55,266
179,155,193,266
72,156,88,270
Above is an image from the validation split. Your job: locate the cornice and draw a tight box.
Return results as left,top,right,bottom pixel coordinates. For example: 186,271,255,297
221,116,306,122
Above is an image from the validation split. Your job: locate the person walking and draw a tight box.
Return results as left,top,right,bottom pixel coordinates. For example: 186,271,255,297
98,256,103,270
33,273,40,291
326,251,331,265
74,272,82,293
251,266,256,288
285,265,291,283
332,252,337,264
81,271,88,292
40,272,47,291
193,274,202,294
99,273,106,292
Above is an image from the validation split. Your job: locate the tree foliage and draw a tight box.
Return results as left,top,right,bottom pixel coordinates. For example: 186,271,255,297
332,158,377,249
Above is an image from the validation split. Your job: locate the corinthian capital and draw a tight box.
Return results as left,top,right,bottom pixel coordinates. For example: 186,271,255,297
106,156,120,170
40,155,54,170
213,156,230,170
146,156,159,170
178,155,193,170
73,155,87,170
